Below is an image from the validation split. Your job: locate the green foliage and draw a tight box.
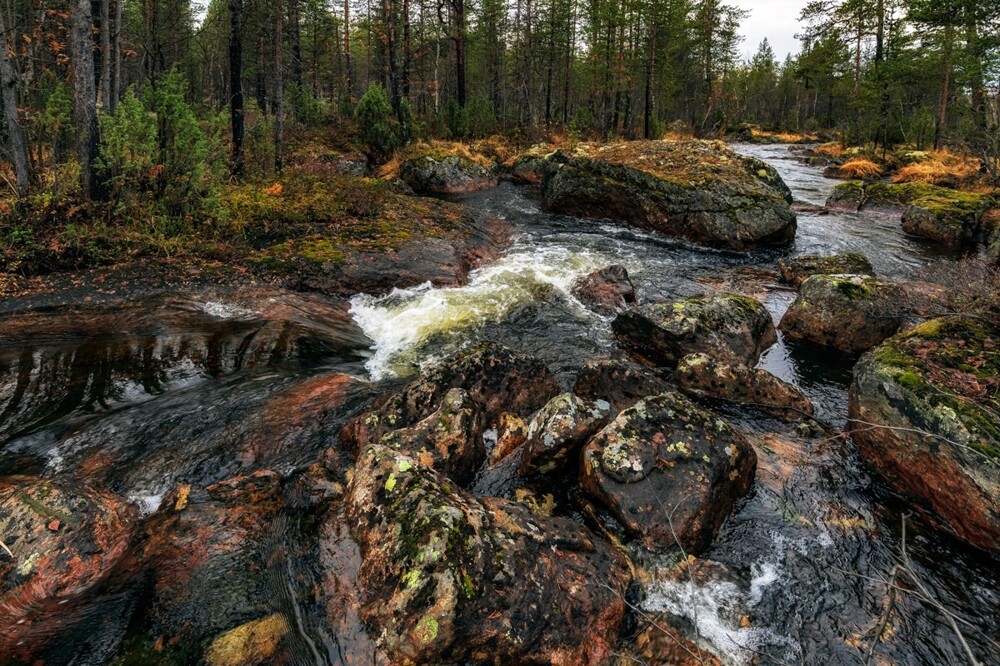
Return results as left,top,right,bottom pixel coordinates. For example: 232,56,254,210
290,84,327,126
97,88,158,203
445,98,466,139
356,83,399,163
464,95,497,139
243,102,276,177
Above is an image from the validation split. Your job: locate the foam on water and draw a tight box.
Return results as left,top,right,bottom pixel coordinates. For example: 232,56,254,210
199,301,259,320
349,240,616,379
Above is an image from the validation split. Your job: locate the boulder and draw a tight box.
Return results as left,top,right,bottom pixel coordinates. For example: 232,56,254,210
204,613,291,666
571,264,638,315
779,274,902,356
574,356,673,412
343,445,631,665
340,342,560,451
399,153,498,194
902,195,985,248
848,317,1000,551
0,477,137,661
675,352,814,420
612,293,777,367
580,392,756,553
487,413,529,465
778,253,875,287
506,153,549,186
379,388,485,486
540,141,796,251
518,393,613,477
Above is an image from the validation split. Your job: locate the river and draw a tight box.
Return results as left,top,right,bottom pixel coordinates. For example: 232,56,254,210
1,143,997,665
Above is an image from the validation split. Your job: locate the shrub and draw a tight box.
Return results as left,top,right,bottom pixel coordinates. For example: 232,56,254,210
356,83,399,164
97,88,158,205
445,98,467,139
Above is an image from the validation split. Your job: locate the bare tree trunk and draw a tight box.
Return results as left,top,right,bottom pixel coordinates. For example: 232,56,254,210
112,0,122,111
0,7,31,197
289,0,302,89
344,0,352,102
229,0,245,177
99,0,111,110
383,0,400,112
933,22,954,151
71,0,101,200
273,0,284,173
402,0,411,100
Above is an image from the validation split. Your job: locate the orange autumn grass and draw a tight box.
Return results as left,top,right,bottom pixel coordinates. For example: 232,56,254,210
839,159,883,179
892,153,980,187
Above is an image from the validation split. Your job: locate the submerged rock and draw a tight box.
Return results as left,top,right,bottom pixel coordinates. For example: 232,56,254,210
848,317,1000,551
779,274,902,356
675,352,814,420
540,141,796,251
340,342,559,451
399,153,498,194
612,293,777,367
580,392,756,553
574,356,673,412
778,253,875,287
571,264,638,315
0,477,137,662
204,613,291,666
518,393,613,477
343,445,631,665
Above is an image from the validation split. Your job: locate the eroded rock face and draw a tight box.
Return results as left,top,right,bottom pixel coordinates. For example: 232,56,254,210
613,293,777,367
570,264,638,315
574,356,673,412
779,274,902,356
848,317,1000,551
540,141,796,251
399,154,498,194
0,477,137,661
518,393,613,477
340,342,560,451
343,445,631,665
675,352,814,420
379,388,486,486
778,253,875,287
580,392,756,553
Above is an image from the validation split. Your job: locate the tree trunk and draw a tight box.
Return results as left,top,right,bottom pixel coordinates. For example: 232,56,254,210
0,7,31,197
344,0,352,102
229,0,245,177
273,0,283,173
112,0,122,111
289,0,302,89
933,22,954,151
383,0,401,112
71,0,101,200
99,0,111,110
402,0,411,99
454,0,467,107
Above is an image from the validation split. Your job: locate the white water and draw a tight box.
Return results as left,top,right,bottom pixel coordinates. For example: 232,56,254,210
349,237,621,380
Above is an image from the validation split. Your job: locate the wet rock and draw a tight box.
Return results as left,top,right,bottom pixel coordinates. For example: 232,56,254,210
612,293,777,367
0,477,137,661
340,342,560,451
379,388,485,486
343,445,631,665
826,181,988,230
505,153,550,185
778,253,875,287
902,198,983,248
571,264,638,315
574,356,674,412
518,393,613,477
137,471,289,655
580,392,756,553
675,352,814,420
399,153,498,194
626,620,723,666
487,413,529,465
204,613,291,666
779,274,902,356
848,317,1000,551
540,141,796,251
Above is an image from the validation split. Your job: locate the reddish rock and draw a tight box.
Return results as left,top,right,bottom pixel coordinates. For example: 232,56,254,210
518,393,613,477
487,413,529,465
580,392,756,553
574,356,673,412
571,264,638,315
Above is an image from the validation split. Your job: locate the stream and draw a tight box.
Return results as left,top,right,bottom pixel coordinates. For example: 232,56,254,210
1,144,998,665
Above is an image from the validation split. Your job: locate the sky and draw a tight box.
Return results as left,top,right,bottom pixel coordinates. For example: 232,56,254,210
733,0,810,62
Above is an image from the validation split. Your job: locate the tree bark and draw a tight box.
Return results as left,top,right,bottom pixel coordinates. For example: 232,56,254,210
344,0,352,102
933,23,954,151
0,7,31,197
112,0,122,111
229,0,245,177
99,0,111,110
71,0,101,200
273,0,283,172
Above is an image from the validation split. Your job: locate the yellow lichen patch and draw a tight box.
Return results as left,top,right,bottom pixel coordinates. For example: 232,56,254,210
174,484,191,511
204,613,290,666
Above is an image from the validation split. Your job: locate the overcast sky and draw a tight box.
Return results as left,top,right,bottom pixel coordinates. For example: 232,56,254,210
733,0,809,61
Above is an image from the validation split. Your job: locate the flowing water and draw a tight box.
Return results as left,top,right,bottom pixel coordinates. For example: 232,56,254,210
1,145,998,665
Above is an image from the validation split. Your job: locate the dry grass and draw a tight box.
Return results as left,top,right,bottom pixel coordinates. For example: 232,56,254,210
839,159,884,179
377,139,498,179
813,142,845,159
750,127,818,143
892,151,980,188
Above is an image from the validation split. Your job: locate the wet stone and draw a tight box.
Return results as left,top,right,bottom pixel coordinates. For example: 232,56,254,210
517,392,613,477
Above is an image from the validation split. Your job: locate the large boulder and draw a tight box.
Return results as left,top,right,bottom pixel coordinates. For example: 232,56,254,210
0,477,137,662
399,152,498,194
574,356,674,413
540,141,796,251
340,342,560,451
612,293,777,367
778,253,875,287
779,274,902,356
902,194,986,248
570,264,637,315
675,352,814,420
517,393,613,477
580,392,756,553
848,317,1000,551
343,445,631,665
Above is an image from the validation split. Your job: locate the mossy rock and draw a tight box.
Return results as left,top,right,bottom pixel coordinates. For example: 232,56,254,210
779,274,902,356
778,253,875,287
848,316,1000,551
399,153,498,194
540,140,797,251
